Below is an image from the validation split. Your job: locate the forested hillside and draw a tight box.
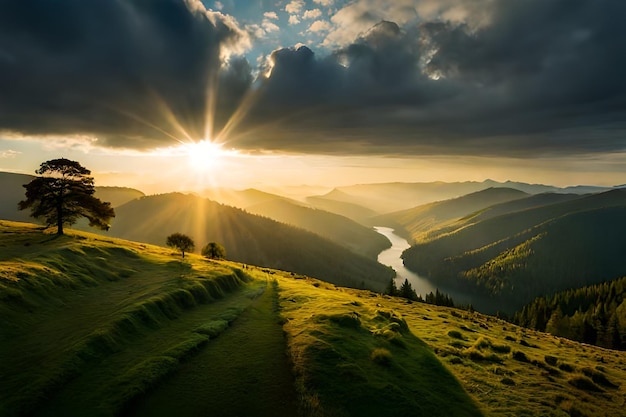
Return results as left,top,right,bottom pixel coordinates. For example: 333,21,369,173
514,276,626,350
372,187,528,242
247,199,390,258
108,193,394,290
402,190,626,312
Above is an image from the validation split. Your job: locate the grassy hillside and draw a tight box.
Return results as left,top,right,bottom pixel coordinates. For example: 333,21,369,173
247,198,390,258
108,193,393,291
2,221,625,417
373,188,529,243
403,190,626,312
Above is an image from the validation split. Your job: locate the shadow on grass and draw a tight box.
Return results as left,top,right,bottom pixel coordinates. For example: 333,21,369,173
300,310,485,417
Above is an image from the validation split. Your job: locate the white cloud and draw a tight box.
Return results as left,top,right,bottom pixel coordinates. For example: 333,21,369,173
285,0,305,14
262,19,280,33
308,20,332,33
288,15,301,25
0,149,20,158
303,9,322,20
313,0,334,6
320,0,495,47
264,11,278,20
321,0,420,47
214,1,223,10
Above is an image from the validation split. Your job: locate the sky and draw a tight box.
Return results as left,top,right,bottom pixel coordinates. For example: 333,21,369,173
1,0,625,193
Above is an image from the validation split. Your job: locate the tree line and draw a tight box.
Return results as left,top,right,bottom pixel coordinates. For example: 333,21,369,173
386,278,455,307
513,276,626,350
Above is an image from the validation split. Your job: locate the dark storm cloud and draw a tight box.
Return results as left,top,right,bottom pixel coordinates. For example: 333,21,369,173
1,0,625,157
235,0,626,156
0,0,250,148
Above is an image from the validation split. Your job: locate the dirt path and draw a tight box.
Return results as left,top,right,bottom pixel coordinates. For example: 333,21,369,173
123,280,299,417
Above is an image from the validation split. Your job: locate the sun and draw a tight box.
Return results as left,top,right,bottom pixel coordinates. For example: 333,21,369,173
184,139,223,171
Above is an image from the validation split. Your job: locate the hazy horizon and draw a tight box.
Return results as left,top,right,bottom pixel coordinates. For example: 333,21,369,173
1,1,625,193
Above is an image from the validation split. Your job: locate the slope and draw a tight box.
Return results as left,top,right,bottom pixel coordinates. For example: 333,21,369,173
514,275,626,350
195,187,390,258
306,190,379,223
246,198,390,258
373,187,529,243
108,193,393,291
403,190,626,312
2,221,626,417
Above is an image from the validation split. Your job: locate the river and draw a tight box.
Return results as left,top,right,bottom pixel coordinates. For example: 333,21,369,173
374,226,481,309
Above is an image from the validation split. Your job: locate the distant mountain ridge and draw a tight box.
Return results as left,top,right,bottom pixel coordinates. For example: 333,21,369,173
308,179,615,217
372,187,530,242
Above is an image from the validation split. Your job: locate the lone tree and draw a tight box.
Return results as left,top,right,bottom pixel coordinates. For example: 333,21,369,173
166,233,195,259
201,242,226,259
18,158,115,235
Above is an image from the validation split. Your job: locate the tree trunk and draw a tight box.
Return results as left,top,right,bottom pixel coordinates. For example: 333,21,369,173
57,196,64,235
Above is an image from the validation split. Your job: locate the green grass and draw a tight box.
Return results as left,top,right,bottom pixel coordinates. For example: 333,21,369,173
2,220,626,417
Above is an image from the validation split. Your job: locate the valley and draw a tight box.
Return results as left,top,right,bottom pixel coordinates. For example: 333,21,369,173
2,173,626,416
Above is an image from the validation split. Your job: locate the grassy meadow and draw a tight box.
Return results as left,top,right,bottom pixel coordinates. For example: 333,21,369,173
1,220,625,416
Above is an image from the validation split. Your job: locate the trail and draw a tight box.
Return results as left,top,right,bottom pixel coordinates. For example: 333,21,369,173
123,279,299,417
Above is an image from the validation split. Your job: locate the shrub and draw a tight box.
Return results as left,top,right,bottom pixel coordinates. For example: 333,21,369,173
558,362,575,372
473,337,490,349
500,377,515,386
194,320,229,337
448,330,464,339
545,355,558,366
371,348,393,366
448,356,463,365
512,350,529,362
581,367,618,388
491,343,511,354
568,375,604,392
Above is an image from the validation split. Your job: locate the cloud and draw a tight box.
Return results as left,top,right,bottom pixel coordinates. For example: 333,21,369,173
262,19,280,33
313,0,334,6
285,0,305,14
303,9,322,20
232,1,626,157
263,11,279,20
308,20,332,33
0,0,251,149
1,0,625,160
0,149,20,158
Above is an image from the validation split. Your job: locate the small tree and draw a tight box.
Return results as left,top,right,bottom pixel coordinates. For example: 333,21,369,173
399,278,418,301
18,158,115,235
166,233,195,258
201,242,226,259
385,278,398,296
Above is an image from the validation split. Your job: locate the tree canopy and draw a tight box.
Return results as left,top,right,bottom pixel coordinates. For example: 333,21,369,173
18,158,115,235
201,242,226,259
166,233,195,259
